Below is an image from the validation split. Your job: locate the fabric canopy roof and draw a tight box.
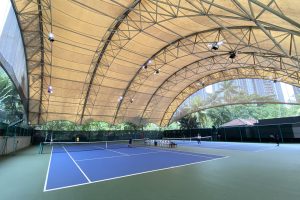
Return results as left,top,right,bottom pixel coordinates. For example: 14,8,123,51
12,0,300,126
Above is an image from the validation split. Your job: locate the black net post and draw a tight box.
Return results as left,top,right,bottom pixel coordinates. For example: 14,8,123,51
278,125,284,143
257,126,261,142
239,127,243,142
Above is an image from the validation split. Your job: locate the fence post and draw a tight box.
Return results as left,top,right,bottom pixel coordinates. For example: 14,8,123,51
257,126,261,143
278,125,284,143
239,127,243,142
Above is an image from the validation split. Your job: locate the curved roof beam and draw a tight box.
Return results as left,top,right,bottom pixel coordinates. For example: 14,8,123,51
112,0,300,124
114,25,300,124
12,0,52,124
77,0,141,124
141,53,299,124
160,67,300,126
85,0,272,124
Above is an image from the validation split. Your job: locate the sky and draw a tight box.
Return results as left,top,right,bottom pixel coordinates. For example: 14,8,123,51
203,80,297,103
0,0,10,36
280,82,296,102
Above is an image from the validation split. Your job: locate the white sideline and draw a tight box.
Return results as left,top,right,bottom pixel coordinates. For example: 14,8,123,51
62,146,91,183
44,156,229,192
43,146,53,192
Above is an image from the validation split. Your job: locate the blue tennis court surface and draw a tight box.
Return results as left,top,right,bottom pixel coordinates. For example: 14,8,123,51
174,141,276,151
44,146,225,191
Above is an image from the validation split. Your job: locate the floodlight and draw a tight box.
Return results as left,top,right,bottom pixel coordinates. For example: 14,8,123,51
229,51,236,59
118,96,123,102
208,41,224,50
48,85,53,94
48,33,55,42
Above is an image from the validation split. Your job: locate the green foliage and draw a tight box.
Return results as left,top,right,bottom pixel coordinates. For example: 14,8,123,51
178,104,300,128
205,107,232,127
173,79,300,128
38,120,162,131
82,121,110,131
165,122,181,130
178,114,198,129
38,120,81,131
143,123,160,130
0,68,24,123
110,122,138,131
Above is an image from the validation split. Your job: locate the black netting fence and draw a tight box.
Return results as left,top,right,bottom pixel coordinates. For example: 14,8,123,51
30,122,300,145
163,123,300,143
33,130,163,144
0,122,33,137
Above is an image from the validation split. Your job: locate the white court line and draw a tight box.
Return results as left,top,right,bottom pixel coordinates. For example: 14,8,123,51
105,148,129,156
141,147,224,159
254,147,277,153
44,156,229,192
62,146,91,183
182,143,275,153
43,146,53,192
92,145,129,156
75,151,162,162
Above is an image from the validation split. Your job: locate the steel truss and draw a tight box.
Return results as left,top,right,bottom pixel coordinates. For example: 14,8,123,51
115,26,300,125
161,66,300,126
78,0,277,123
11,0,300,125
12,0,52,124
107,1,300,126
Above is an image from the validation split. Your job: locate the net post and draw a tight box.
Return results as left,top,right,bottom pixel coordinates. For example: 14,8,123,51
39,142,43,154
257,126,261,143
278,125,284,143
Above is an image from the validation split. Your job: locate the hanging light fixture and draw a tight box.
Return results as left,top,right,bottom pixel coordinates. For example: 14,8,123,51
208,41,224,50
48,33,55,42
229,51,236,59
48,85,53,94
118,96,123,102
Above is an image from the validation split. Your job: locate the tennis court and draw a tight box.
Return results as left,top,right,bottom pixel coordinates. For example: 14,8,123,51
164,137,276,152
2,0,300,199
44,140,225,191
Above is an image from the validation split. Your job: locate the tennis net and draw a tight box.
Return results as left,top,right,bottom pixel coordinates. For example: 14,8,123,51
39,139,148,154
163,136,212,144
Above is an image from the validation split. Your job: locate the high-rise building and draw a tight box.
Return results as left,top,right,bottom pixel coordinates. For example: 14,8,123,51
185,78,296,109
293,86,300,101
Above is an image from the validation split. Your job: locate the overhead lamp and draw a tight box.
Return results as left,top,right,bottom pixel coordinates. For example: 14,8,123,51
142,65,148,69
229,51,236,59
48,33,55,42
118,96,123,102
208,41,224,50
147,59,152,64
48,85,53,94
130,98,134,103
154,69,160,75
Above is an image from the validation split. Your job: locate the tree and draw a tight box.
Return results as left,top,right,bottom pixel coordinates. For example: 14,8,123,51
0,69,24,123
165,122,180,130
143,123,160,130
218,81,240,103
82,121,110,131
206,107,232,127
39,120,81,131
178,115,198,129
